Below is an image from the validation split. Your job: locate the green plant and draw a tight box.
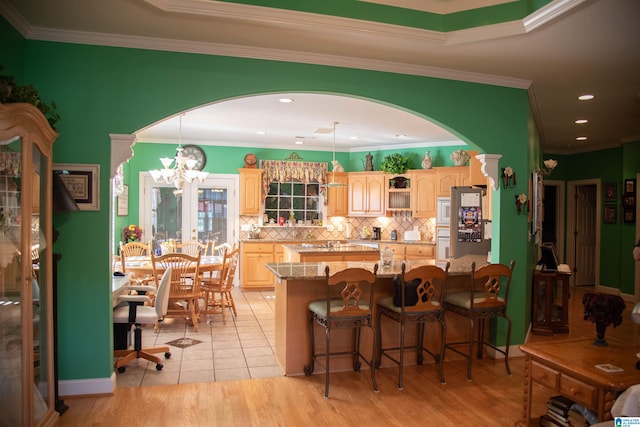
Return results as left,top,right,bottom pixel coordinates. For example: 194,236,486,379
379,153,412,174
0,65,60,129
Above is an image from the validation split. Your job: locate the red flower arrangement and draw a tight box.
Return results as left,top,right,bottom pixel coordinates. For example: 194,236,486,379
122,224,143,242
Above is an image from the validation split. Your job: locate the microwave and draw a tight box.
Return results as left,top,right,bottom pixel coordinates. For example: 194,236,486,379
437,197,451,227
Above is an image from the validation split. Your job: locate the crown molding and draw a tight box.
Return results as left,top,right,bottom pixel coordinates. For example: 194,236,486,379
360,0,516,15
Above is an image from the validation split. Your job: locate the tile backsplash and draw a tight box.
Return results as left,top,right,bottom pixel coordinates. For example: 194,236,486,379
240,214,436,242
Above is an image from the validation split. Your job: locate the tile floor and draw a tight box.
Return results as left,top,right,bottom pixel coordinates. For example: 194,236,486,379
115,287,283,388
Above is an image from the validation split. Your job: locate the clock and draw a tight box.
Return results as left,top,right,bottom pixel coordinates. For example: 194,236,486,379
181,144,206,171
244,153,258,168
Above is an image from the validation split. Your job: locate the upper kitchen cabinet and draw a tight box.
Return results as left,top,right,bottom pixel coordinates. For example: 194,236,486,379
239,168,262,215
348,172,385,217
436,166,470,196
326,172,348,217
385,174,411,212
409,169,437,218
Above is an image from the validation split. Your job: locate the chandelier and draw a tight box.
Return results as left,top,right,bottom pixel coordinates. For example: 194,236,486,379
149,114,208,190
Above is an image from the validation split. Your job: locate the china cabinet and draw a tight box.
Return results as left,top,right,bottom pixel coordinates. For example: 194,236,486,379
0,103,58,426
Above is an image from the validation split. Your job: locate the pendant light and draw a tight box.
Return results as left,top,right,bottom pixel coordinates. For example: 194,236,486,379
322,121,347,188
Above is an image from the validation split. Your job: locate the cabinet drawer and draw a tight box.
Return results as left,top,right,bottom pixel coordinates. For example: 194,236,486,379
560,375,597,408
243,243,274,253
405,245,434,258
531,361,559,389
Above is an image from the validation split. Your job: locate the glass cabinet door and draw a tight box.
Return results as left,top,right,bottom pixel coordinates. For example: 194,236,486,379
0,138,24,425
32,143,51,424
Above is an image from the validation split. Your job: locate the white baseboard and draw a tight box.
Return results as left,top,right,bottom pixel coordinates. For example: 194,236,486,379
58,372,115,397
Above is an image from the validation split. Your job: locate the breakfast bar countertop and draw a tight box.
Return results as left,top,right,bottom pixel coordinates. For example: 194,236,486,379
265,255,488,281
280,243,380,255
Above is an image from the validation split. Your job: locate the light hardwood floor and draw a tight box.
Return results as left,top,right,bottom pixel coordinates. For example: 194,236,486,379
56,286,639,427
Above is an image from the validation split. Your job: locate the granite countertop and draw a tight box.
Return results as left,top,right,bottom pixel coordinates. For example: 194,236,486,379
281,243,379,254
348,239,436,246
266,255,488,280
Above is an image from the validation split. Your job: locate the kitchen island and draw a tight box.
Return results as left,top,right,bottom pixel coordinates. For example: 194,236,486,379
266,255,487,376
281,242,380,262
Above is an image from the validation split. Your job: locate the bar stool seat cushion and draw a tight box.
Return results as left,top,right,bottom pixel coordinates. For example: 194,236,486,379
308,299,370,317
444,291,505,309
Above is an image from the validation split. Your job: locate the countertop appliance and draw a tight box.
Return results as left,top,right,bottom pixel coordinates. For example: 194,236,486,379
372,227,381,240
450,186,491,258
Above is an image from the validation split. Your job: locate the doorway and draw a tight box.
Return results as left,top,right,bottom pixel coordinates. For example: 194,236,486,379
541,180,566,263
139,173,239,249
566,180,600,287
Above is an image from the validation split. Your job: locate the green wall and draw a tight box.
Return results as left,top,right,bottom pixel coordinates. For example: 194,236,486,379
3,20,535,385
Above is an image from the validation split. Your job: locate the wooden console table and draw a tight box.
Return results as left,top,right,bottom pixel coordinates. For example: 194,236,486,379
516,339,640,426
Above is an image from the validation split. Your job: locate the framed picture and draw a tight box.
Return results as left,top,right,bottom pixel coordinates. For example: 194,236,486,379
603,204,617,224
53,163,100,211
623,207,635,223
622,195,635,207
624,178,636,196
117,184,128,216
603,182,617,202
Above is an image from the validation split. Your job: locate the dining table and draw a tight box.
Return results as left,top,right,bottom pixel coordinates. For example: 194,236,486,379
118,255,224,277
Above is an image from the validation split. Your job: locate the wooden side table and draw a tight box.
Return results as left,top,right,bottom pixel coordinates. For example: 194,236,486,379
516,339,640,426
531,270,571,335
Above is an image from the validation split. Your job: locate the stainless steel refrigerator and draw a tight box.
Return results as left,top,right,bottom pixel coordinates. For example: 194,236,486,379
449,186,491,258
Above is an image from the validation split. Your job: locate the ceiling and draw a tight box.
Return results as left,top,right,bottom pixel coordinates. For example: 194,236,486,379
1,0,639,155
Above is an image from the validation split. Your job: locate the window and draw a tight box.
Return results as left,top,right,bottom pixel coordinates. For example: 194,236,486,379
264,181,322,223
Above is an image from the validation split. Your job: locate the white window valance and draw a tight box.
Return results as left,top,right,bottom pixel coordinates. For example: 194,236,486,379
259,160,328,198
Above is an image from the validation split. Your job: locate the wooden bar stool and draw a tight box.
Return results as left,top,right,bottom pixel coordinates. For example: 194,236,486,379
304,265,379,398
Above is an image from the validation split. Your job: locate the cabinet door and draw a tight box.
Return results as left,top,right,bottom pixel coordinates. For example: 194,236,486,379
327,172,348,217
241,252,274,288
411,171,436,218
348,174,368,216
436,168,459,196
239,168,262,215
405,245,435,260
366,174,385,216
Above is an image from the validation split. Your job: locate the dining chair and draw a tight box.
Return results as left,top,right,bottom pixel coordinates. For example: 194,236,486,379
151,252,202,332
201,247,239,324
113,267,173,372
213,242,234,257
443,260,515,381
177,240,209,257
304,265,379,398
119,240,154,286
376,262,450,389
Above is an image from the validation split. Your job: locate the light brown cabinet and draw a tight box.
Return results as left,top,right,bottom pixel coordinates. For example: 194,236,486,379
326,172,348,217
436,166,469,196
240,241,274,290
0,103,58,426
377,243,435,261
348,172,385,217
409,170,437,218
239,168,262,215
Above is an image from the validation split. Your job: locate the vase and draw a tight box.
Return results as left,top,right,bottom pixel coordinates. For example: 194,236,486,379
393,177,407,188
421,150,433,169
450,149,470,166
593,321,608,346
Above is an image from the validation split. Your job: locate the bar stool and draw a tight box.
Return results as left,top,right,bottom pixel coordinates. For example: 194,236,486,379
304,265,379,398
376,262,449,389
444,260,515,381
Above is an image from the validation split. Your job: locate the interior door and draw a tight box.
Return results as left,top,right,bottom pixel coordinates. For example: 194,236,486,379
574,184,597,286
140,173,238,249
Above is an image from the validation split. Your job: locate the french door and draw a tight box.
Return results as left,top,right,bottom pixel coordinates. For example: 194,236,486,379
139,173,238,248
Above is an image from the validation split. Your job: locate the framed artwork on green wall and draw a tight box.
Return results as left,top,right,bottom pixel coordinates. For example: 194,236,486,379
603,204,617,224
603,182,617,202
624,179,636,196
623,207,635,223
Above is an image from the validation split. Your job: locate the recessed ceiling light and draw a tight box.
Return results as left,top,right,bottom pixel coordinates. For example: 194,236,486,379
349,136,359,140
279,98,294,103
576,136,587,141
395,134,407,138
294,140,303,145
575,119,588,124
256,131,266,135
578,94,595,101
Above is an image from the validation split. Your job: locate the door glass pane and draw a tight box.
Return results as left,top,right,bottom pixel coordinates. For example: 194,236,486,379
198,187,227,245
151,187,183,244
32,143,50,423
0,138,23,425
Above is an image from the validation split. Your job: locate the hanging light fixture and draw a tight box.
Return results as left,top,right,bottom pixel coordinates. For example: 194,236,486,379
322,121,347,188
149,114,208,190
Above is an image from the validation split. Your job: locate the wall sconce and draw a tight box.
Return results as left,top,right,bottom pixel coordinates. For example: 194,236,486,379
502,166,516,188
515,193,528,214
537,159,558,176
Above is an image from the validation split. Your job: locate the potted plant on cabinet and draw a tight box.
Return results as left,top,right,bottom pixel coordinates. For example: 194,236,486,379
380,153,413,188
582,292,626,346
